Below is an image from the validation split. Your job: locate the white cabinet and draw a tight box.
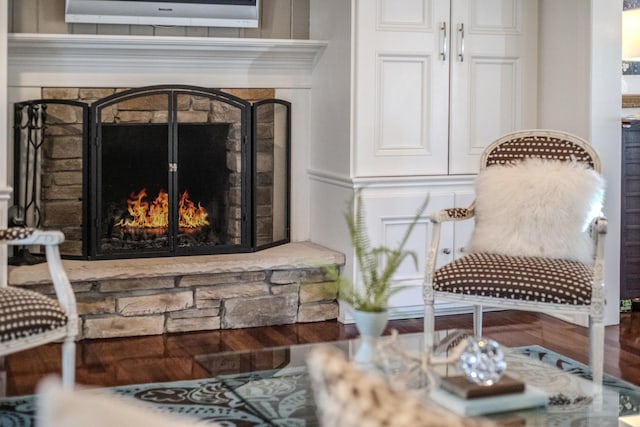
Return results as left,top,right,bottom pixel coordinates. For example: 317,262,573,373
309,0,537,319
353,0,538,177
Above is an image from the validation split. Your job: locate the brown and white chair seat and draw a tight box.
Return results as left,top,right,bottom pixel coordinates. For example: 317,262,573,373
434,253,593,305
0,287,68,343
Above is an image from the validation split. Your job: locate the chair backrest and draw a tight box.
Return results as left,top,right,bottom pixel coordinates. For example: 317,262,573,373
480,129,601,172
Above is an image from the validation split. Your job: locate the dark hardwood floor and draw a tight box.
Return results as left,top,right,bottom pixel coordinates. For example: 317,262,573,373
4,310,640,396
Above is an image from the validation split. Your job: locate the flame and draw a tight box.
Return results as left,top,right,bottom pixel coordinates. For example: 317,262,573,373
114,188,210,233
179,190,210,229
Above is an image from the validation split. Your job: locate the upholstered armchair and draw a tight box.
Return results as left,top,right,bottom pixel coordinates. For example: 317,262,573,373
423,129,607,385
1,228,78,389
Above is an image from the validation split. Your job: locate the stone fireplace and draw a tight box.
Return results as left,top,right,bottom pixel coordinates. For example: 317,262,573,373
8,86,342,339
5,35,341,339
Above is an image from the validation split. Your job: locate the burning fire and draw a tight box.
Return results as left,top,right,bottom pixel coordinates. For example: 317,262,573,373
114,188,210,233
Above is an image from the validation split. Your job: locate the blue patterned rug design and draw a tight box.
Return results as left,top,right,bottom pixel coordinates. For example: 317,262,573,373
514,345,640,416
0,345,638,426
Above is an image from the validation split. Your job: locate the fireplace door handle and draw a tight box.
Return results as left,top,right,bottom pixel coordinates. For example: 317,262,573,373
440,22,447,61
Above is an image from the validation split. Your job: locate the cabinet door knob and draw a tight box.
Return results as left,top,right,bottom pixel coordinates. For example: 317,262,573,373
458,23,465,62
442,248,451,255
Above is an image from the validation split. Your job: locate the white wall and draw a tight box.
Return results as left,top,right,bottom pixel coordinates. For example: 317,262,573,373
538,0,622,326
589,0,623,326
0,1,7,192
1,0,10,287
538,0,590,136
309,0,352,179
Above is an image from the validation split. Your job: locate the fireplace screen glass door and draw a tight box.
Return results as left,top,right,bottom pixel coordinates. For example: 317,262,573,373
99,99,171,254
253,100,290,249
12,85,289,260
93,87,250,258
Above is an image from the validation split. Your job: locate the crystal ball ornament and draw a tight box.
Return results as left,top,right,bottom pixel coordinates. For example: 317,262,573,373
458,337,507,386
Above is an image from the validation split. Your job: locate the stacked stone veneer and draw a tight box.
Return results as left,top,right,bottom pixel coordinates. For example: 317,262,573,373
8,242,343,339
30,87,276,256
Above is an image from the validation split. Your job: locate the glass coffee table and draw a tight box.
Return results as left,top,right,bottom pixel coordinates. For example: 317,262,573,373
194,332,640,426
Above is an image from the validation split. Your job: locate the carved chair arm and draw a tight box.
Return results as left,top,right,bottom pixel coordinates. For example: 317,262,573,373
424,205,475,297
429,206,476,224
1,228,78,322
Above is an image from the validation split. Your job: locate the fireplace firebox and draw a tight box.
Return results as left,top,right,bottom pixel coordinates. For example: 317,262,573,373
12,85,291,260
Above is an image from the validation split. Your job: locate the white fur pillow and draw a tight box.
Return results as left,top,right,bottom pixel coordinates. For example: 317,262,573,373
468,158,605,264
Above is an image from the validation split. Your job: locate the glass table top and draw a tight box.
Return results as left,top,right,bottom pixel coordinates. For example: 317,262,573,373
193,331,640,426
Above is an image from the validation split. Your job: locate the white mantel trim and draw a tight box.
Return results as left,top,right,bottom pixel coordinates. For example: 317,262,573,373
1,0,8,287
8,33,327,88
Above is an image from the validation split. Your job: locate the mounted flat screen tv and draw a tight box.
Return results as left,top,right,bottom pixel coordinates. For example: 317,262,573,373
65,0,260,27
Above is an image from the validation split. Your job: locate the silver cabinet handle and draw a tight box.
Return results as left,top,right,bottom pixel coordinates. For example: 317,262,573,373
440,22,448,61
458,23,465,62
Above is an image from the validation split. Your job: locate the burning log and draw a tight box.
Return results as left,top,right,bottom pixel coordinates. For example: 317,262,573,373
114,188,210,236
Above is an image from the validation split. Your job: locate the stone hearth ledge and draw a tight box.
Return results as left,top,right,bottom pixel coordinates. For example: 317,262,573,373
8,242,345,339
9,242,343,284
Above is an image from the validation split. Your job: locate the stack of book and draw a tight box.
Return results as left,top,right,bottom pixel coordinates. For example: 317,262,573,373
429,375,548,416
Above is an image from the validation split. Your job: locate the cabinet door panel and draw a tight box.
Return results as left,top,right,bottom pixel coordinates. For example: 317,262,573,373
377,55,431,154
358,190,454,310
378,0,432,29
449,0,538,174
354,0,450,177
470,0,518,30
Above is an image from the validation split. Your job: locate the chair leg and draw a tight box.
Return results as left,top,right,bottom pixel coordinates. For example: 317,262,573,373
0,357,5,398
589,316,604,386
473,305,483,337
61,336,76,389
424,300,436,357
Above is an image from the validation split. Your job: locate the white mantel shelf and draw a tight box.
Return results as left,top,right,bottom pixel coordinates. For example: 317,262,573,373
7,33,327,88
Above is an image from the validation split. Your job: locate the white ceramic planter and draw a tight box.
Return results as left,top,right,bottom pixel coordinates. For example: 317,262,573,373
352,309,388,365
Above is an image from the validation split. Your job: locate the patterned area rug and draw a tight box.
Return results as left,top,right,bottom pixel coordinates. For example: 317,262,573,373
0,345,638,427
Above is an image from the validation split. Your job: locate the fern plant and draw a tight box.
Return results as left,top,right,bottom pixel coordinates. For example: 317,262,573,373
337,190,429,313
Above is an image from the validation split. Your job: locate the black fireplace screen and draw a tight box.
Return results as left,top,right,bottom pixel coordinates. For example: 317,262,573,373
12,85,291,260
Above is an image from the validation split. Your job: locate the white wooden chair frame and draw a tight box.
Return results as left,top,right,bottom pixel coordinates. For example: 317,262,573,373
423,129,607,385
1,229,78,388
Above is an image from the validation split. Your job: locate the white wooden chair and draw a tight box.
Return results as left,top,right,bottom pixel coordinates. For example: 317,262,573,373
423,129,607,385
1,228,78,389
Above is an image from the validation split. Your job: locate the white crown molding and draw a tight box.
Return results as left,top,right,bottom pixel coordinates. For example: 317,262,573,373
7,33,327,88
308,168,475,189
